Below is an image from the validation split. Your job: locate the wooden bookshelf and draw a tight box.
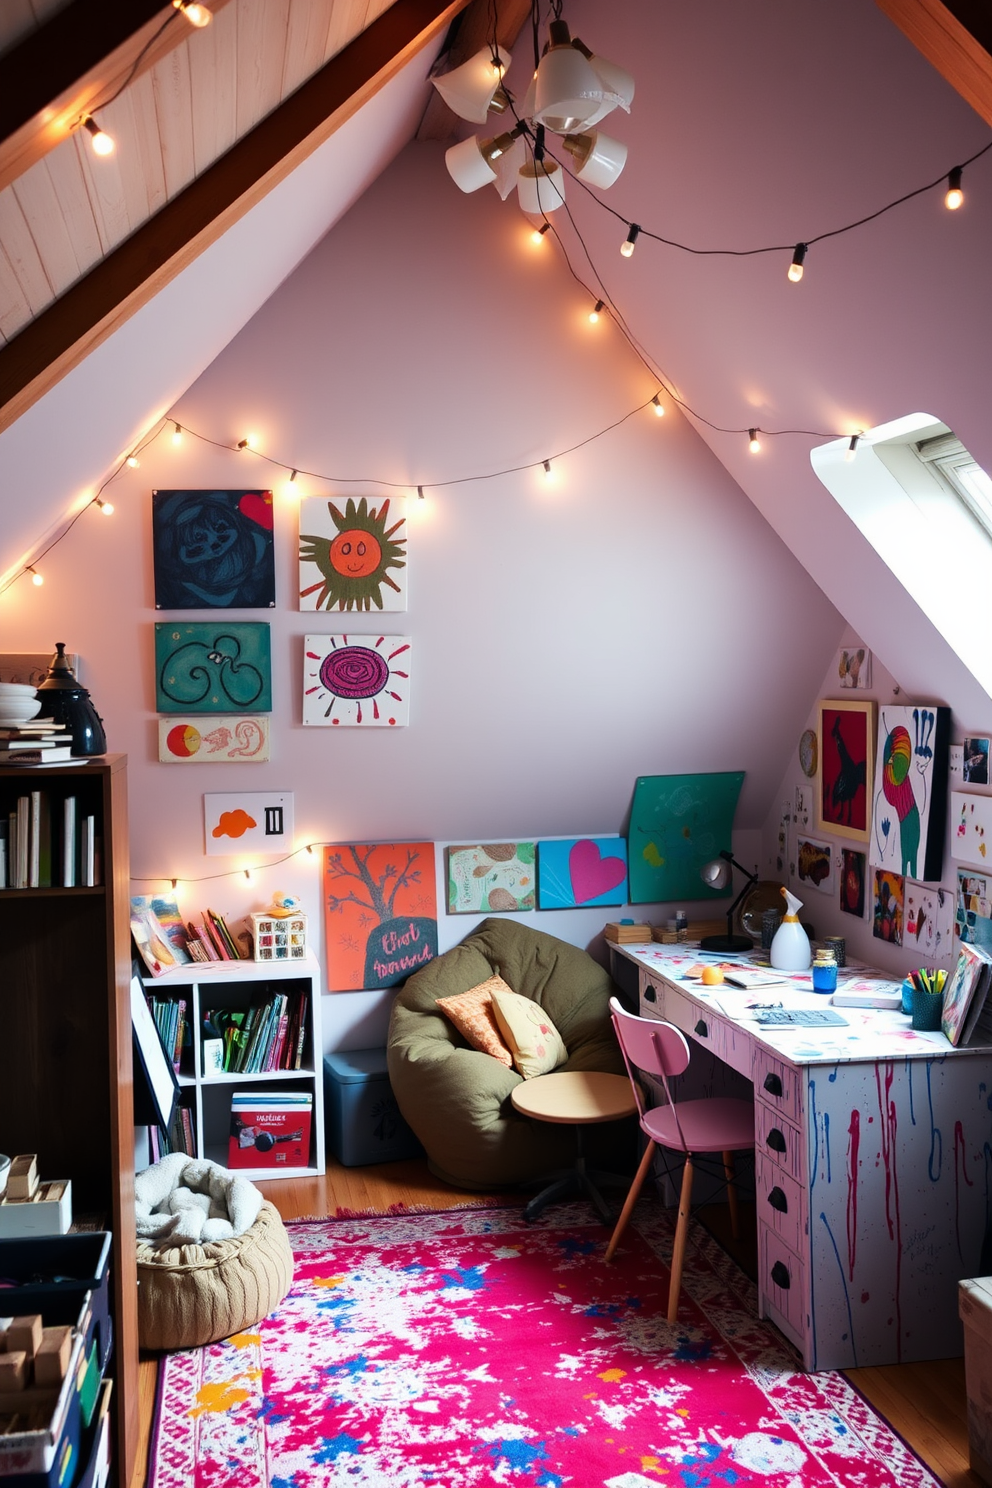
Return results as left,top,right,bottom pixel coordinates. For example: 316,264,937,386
0,754,137,1485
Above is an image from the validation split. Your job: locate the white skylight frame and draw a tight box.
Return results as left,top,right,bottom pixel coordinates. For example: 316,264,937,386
916,432,992,537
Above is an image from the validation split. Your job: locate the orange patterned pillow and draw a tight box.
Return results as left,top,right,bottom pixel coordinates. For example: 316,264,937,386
437,976,516,1067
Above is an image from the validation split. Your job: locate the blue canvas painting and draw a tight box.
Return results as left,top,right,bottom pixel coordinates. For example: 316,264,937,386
537,837,628,910
155,622,271,713
152,490,275,609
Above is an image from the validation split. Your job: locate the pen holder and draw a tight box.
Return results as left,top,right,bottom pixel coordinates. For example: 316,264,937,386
911,985,943,1032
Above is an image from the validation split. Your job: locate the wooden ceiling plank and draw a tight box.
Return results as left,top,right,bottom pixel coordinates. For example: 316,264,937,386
189,1,238,173
416,0,534,142
121,72,169,218
236,0,292,138
75,101,133,254
326,0,376,61
0,237,35,342
283,0,337,98
875,0,992,126
153,35,197,199
0,188,55,315
0,0,470,431
41,131,105,277
10,165,83,299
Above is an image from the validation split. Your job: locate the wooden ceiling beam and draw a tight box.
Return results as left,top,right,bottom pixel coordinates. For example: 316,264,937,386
0,0,469,434
417,0,535,141
0,0,234,195
875,0,992,127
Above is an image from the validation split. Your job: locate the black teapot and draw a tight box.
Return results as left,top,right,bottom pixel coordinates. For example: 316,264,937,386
36,643,107,755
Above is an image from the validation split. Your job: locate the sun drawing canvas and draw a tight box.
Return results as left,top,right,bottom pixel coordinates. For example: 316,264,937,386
447,844,535,913
537,837,628,910
155,623,271,713
299,496,407,611
303,635,410,726
323,842,437,991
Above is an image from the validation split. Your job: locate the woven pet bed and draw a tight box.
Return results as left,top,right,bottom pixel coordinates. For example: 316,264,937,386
136,1199,294,1351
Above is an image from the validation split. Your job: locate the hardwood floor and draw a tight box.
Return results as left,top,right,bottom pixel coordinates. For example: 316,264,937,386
129,1158,980,1488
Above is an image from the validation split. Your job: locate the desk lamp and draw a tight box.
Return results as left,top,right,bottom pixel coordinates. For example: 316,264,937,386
698,851,759,952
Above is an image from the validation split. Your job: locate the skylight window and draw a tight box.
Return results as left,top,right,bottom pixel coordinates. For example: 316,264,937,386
916,433,992,536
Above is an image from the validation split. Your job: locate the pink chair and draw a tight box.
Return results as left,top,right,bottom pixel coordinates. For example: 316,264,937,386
605,996,754,1322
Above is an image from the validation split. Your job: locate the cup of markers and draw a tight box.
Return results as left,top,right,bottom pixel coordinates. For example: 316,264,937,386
906,967,946,1030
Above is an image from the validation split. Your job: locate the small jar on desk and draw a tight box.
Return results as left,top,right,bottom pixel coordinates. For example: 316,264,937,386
812,948,838,993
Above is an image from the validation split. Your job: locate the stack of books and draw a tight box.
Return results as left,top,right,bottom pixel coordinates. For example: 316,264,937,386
0,721,74,765
207,990,309,1074
1,791,97,888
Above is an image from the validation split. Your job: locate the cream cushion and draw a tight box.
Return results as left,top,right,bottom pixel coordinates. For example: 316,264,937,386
491,988,568,1078
136,1199,293,1350
437,976,515,1067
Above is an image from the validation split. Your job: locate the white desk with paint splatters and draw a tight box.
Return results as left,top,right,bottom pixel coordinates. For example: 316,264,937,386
608,940,992,1371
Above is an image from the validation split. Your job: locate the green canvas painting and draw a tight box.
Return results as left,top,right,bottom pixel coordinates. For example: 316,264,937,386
627,771,745,903
155,622,272,713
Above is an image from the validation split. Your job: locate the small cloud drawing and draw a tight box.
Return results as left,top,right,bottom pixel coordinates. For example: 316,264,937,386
212,808,257,839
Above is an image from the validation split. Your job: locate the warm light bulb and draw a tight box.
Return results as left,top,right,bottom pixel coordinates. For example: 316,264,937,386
83,117,114,155
542,459,553,480
589,299,605,323
788,242,807,282
244,867,253,882
282,469,300,499
174,0,212,24
651,394,665,417
945,166,964,210
620,223,640,258
748,429,761,454
96,498,114,515
845,435,860,463
238,433,258,450
171,422,183,446
126,455,139,468
417,486,425,500
28,566,43,586
531,222,551,245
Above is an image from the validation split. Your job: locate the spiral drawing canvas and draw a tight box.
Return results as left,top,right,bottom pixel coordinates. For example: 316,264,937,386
155,623,271,713
303,635,410,726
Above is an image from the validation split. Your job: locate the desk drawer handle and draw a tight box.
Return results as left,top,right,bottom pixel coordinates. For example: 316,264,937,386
694,1019,708,1038
767,1186,788,1214
770,1260,791,1290
643,985,657,1003
765,1128,788,1154
763,1072,784,1098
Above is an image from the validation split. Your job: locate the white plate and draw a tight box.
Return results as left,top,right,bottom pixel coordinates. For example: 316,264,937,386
0,699,42,723
0,681,38,696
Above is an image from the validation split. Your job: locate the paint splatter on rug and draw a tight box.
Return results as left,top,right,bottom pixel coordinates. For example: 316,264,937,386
149,1201,937,1488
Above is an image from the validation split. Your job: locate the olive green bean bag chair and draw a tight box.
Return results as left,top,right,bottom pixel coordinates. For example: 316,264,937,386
387,918,630,1189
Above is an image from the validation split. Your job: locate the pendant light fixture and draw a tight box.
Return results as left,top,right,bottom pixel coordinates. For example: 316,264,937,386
431,45,512,124
533,20,610,134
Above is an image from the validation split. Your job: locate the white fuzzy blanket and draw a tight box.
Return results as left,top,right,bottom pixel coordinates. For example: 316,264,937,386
135,1154,263,1248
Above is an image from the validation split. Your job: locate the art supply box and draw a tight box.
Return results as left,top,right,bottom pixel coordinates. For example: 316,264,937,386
323,1049,422,1167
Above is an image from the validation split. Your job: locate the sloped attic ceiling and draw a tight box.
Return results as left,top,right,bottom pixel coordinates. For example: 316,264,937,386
0,0,990,737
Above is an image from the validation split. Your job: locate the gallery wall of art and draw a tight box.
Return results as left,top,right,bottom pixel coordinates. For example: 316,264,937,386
0,144,844,1046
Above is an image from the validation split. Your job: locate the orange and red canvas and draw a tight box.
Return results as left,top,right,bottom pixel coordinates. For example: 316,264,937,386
323,842,438,992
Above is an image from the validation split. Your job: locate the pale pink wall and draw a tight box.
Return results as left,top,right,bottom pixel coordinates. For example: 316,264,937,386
0,143,842,1041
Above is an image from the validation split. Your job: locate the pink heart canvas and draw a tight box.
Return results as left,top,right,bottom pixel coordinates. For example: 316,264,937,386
537,836,629,909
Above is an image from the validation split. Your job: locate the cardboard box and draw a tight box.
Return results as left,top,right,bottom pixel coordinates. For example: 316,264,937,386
0,1295,91,1481
228,1091,312,1169
0,1181,71,1238
0,1234,112,1377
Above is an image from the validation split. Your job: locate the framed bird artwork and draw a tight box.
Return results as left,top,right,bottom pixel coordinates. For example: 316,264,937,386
815,698,876,844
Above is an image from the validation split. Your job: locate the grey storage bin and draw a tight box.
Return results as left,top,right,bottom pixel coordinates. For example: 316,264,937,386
323,1048,422,1166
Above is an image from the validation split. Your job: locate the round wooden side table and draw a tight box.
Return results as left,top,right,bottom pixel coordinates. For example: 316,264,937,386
510,1070,637,1224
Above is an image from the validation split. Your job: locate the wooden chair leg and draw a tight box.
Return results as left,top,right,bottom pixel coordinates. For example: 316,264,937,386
668,1157,694,1324
604,1140,655,1263
722,1150,739,1240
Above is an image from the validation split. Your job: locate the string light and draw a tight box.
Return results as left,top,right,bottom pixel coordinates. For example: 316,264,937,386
542,459,553,479
531,222,552,244
173,0,212,24
95,498,114,515
620,223,640,258
845,434,860,462
82,117,114,156
748,429,761,454
788,243,807,282
27,566,43,586
244,868,253,882
282,469,300,498
418,486,425,500
589,299,605,323
651,394,665,417
126,455,139,468
945,166,964,210
237,434,258,451
171,879,178,890
171,423,183,445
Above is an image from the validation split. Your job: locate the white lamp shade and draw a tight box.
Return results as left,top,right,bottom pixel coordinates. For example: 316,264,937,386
445,136,498,192
492,134,527,200
517,159,566,214
580,52,635,128
566,130,628,188
701,857,733,891
533,44,607,134
431,45,511,124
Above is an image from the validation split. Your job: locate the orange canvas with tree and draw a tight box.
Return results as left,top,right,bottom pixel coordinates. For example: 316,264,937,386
323,842,437,991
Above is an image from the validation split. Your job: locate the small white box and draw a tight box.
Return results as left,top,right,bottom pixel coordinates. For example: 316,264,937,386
0,1179,72,1237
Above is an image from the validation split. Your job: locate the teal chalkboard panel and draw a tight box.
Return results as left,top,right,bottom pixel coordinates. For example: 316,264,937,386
627,771,745,904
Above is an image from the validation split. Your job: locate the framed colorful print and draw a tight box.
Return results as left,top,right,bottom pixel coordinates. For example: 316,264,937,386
840,848,866,918
872,868,905,946
815,698,875,843
957,869,992,950
963,736,991,786
152,490,275,609
303,635,410,726
158,716,270,763
870,705,950,879
204,792,293,855
796,835,834,895
155,622,271,713
447,844,535,914
299,496,407,612
537,837,628,910
323,842,437,991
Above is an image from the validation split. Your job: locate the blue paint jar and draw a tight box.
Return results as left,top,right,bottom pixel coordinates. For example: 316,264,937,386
811,950,838,993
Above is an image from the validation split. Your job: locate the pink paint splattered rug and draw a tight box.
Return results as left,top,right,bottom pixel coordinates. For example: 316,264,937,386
148,1202,938,1488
